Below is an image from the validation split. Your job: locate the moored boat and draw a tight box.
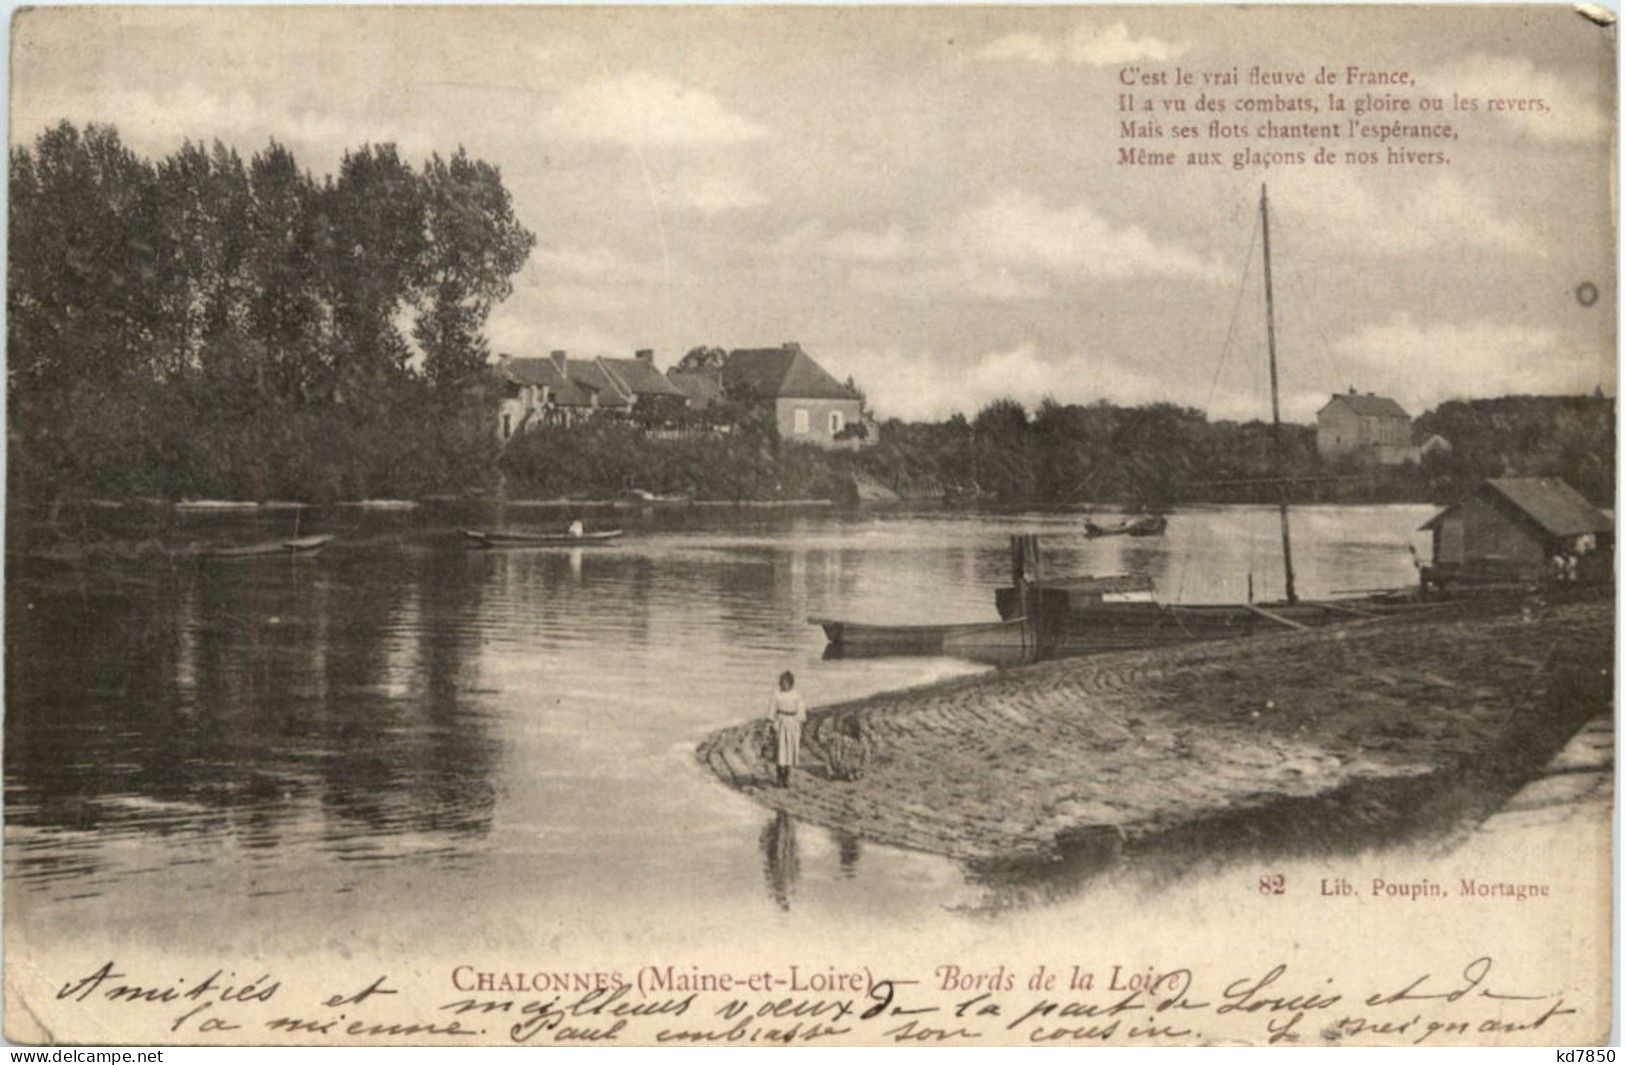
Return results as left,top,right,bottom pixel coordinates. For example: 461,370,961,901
463,528,624,547
1084,514,1167,538
812,616,1035,659
206,534,334,559
623,488,693,506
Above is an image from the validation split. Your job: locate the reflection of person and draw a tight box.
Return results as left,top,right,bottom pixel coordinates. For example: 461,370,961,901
768,670,806,787
760,810,799,911
566,519,585,538
825,715,869,781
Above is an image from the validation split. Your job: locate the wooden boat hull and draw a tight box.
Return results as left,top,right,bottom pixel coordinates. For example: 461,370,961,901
464,528,624,547
994,585,1433,656
1084,515,1167,538
813,616,1036,660
207,534,334,559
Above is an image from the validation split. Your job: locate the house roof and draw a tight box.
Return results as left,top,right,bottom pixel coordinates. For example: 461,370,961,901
723,345,859,401
1319,393,1410,419
1420,477,1613,537
667,369,724,407
495,356,589,406
599,357,685,398
564,359,632,407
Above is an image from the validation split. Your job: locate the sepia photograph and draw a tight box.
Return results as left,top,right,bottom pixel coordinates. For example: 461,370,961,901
3,4,1616,1047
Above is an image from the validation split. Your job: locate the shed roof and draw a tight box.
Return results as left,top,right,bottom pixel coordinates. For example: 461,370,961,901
565,359,632,407
1319,393,1410,419
667,369,724,407
600,357,685,398
1419,477,1613,537
495,356,589,406
723,344,859,401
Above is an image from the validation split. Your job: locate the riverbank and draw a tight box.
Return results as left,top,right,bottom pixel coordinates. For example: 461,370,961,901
696,599,1613,867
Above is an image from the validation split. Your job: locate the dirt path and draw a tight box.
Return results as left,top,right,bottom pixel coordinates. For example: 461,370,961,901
696,601,1613,864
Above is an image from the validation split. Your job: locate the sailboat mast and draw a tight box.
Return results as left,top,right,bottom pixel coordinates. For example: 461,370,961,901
1259,184,1299,605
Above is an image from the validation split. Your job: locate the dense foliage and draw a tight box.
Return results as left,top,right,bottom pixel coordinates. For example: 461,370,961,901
849,394,1614,508
499,420,856,503
9,121,532,503
9,124,1609,511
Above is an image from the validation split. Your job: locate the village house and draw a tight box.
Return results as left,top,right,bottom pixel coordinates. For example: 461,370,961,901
1316,388,1416,464
493,349,691,439
1419,476,1613,585
666,367,725,412
493,353,590,439
718,342,874,450
598,350,688,413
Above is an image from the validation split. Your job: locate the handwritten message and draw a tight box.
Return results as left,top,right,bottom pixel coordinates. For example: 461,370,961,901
1114,63,1557,171
43,956,1581,1046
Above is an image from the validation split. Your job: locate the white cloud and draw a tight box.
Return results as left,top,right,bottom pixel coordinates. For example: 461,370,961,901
527,246,648,280
958,192,1228,282
980,19,1189,67
671,171,766,215
849,262,1051,302
846,343,1061,421
16,83,385,160
977,32,1061,65
486,310,629,359
772,193,1223,304
539,72,766,147
1276,170,1537,257
1430,54,1609,143
847,342,1216,422
1330,313,1608,407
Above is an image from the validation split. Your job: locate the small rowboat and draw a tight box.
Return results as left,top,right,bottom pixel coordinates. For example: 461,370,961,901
623,489,693,506
1084,514,1167,538
463,528,624,547
811,616,1035,658
206,534,334,559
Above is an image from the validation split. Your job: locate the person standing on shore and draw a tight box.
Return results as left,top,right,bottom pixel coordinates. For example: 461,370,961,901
768,671,806,787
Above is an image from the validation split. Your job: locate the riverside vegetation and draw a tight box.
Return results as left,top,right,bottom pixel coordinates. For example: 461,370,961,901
9,123,1612,510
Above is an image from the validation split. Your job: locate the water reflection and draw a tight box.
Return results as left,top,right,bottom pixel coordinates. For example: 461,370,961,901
6,549,501,890
760,810,800,911
834,831,863,878
7,504,1437,934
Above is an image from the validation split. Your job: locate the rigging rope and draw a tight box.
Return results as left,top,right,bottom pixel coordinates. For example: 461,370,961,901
1174,208,1262,606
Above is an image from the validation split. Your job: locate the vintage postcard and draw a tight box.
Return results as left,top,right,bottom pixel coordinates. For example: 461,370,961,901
4,4,1616,1048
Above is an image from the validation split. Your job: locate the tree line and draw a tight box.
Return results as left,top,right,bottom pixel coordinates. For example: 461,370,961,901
856,392,1615,508
9,121,533,503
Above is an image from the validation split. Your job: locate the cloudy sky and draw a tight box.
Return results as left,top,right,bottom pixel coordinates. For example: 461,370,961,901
12,6,1615,421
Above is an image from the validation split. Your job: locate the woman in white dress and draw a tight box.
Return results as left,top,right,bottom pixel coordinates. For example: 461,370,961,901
768,671,806,787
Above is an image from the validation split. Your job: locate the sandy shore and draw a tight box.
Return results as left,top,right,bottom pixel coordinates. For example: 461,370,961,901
697,600,1613,866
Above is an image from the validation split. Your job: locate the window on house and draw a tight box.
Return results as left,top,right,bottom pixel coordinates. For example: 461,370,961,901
502,413,512,440
830,411,844,435
794,408,810,434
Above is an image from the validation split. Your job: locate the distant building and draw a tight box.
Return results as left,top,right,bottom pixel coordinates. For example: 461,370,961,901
666,368,725,412
598,350,687,410
494,349,697,439
722,342,874,450
1418,433,1453,458
1316,388,1415,464
1419,477,1613,583
493,353,590,439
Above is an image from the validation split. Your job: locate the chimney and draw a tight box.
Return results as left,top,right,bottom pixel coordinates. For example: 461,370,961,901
635,348,654,364
1348,385,1356,394
784,341,802,353
551,350,568,375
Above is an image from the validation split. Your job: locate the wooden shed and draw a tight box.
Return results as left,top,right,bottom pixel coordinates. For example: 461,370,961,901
1419,477,1613,584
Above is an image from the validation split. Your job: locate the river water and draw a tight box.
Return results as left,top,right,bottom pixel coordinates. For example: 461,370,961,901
6,504,1435,954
